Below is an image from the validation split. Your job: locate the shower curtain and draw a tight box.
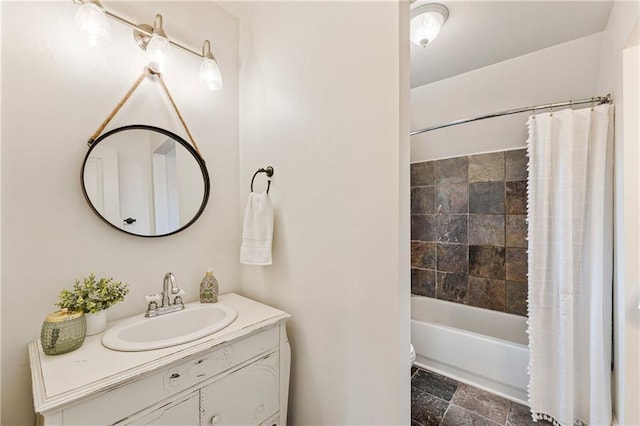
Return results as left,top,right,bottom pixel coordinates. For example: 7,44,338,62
526,104,613,426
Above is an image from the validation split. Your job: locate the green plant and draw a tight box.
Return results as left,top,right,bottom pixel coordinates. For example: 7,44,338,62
56,273,129,314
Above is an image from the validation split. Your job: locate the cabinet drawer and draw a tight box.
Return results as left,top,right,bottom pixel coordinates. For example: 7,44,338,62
63,327,278,425
122,391,200,425
201,352,279,426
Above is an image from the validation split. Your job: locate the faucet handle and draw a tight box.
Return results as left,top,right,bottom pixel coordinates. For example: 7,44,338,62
146,294,162,303
145,293,162,316
173,290,186,306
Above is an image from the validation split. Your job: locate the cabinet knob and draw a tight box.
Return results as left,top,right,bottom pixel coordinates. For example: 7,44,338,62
210,415,220,425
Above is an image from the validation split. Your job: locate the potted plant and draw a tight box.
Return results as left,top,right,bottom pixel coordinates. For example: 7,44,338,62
56,273,129,335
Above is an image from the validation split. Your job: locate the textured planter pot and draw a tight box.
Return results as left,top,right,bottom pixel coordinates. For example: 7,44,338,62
85,310,107,336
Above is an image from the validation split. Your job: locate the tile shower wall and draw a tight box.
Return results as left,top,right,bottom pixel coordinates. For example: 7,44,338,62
410,149,528,316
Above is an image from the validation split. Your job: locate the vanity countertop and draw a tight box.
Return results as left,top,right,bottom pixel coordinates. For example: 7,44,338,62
29,293,290,414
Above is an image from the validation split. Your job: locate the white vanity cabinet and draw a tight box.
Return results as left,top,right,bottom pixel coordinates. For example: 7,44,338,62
29,294,290,426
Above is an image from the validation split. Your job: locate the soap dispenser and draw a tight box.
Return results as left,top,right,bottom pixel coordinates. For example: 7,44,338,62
199,267,218,303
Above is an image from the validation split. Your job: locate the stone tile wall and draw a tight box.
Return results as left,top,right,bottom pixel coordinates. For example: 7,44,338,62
410,149,529,316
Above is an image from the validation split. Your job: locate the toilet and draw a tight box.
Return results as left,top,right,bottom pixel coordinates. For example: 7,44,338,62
410,344,416,365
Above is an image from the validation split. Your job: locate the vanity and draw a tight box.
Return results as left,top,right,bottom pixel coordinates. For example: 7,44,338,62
29,294,291,426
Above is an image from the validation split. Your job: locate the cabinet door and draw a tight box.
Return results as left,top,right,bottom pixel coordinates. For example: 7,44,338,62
124,392,200,425
201,352,279,426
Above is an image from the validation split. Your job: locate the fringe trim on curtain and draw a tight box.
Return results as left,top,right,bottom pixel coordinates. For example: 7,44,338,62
532,412,589,426
525,114,536,419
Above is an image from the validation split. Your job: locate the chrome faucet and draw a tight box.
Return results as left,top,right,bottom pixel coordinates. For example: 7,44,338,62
145,272,185,317
162,272,180,306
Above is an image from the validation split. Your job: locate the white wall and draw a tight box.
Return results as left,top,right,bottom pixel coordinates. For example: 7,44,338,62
597,1,640,424
234,2,410,424
411,33,603,162
0,2,239,424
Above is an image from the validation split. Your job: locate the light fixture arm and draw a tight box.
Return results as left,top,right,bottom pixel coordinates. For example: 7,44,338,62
73,0,210,61
153,14,164,34
202,40,216,61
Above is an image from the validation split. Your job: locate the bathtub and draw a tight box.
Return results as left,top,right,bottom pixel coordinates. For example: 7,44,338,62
411,295,529,404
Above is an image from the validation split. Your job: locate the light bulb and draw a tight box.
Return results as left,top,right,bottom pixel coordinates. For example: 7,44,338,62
199,58,223,91
74,2,110,47
146,34,169,72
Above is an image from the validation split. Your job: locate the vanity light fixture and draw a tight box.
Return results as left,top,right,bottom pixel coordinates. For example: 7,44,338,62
72,0,223,89
410,3,449,47
73,0,110,47
199,40,223,91
134,14,169,73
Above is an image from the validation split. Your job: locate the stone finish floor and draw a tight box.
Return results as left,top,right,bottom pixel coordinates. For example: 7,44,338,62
411,366,553,426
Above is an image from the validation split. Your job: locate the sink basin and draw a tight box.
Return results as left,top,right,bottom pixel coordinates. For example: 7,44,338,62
102,303,237,351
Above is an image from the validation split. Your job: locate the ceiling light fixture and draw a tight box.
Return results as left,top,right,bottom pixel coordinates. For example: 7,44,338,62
410,3,449,47
199,40,223,91
72,0,223,90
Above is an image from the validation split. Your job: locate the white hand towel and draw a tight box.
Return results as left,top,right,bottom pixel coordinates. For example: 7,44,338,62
240,192,273,265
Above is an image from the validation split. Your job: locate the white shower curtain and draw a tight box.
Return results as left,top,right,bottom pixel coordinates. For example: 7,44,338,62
526,104,613,426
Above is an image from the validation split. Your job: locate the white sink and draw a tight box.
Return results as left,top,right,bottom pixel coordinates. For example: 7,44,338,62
102,302,237,351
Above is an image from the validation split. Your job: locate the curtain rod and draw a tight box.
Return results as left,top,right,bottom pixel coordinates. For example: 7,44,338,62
410,94,612,136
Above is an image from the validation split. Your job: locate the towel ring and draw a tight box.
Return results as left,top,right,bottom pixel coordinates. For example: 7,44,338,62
251,166,275,194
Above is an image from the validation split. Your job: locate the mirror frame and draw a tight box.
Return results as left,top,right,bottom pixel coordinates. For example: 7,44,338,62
81,124,211,238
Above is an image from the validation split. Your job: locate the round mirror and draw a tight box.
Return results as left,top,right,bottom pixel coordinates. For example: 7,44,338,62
81,125,210,237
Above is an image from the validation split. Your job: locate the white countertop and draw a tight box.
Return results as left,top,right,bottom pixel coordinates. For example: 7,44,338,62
29,293,290,413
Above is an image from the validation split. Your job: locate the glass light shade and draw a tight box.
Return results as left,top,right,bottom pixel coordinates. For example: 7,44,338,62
410,10,445,47
199,58,223,91
74,2,110,47
146,35,169,72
